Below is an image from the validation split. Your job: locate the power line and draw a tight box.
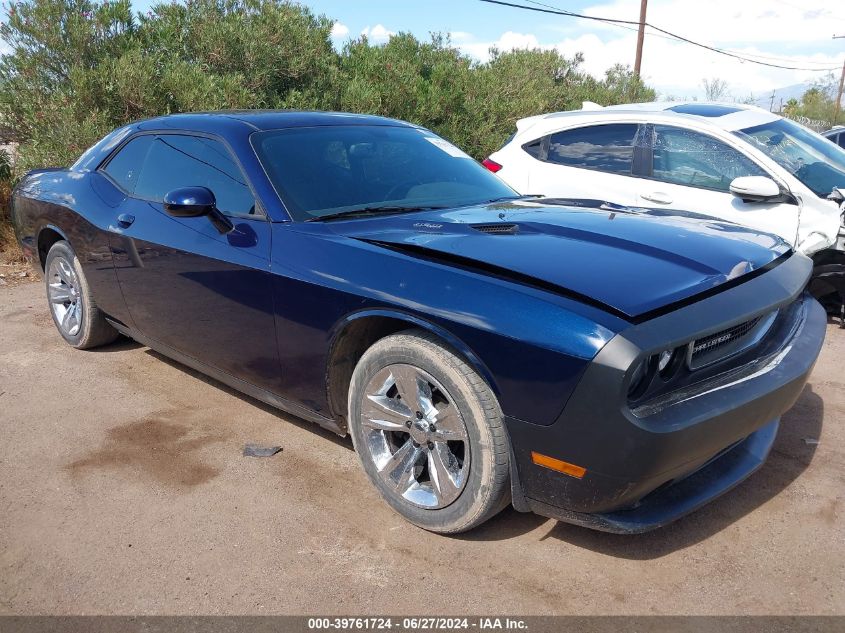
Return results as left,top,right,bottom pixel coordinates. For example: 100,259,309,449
480,0,842,72
512,0,842,70
524,0,838,66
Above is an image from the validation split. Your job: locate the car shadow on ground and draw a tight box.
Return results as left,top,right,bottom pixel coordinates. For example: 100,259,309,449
460,384,824,558
141,347,355,451
87,334,144,353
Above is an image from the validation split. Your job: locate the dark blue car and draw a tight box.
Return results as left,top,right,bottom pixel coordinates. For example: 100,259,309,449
11,111,827,534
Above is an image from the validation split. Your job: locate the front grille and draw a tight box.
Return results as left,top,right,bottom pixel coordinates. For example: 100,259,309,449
692,316,761,357
688,311,777,370
470,223,519,235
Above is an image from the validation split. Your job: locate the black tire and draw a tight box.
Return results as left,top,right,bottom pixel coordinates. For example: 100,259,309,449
348,330,511,533
44,240,118,349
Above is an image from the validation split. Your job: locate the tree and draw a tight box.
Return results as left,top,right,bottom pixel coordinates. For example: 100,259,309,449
779,74,839,125
701,77,729,102
0,0,658,172
0,0,340,170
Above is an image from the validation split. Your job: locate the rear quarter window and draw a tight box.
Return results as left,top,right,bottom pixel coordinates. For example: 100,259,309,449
101,135,155,194
522,138,543,159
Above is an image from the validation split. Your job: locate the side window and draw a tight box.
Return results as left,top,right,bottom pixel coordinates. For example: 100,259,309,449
837,134,845,150
546,124,638,174
522,138,542,159
102,135,155,194
134,135,256,216
651,126,766,192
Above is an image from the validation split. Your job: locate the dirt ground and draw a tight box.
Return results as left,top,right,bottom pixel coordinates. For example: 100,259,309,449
0,280,843,616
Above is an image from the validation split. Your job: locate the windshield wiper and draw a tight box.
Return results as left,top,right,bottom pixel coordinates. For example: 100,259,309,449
481,194,543,204
305,205,447,222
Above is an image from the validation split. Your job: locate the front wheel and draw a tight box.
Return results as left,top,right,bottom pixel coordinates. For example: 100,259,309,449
348,330,511,533
44,240,118,349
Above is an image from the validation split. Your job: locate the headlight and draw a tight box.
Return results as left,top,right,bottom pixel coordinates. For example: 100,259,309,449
657,349,673,372
627,355,656,400
628,346,686,401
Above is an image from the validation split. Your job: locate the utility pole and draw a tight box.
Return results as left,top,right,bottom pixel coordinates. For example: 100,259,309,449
634,0,648,78
834,35,845,126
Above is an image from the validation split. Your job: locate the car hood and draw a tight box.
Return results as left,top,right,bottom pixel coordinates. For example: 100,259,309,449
326,200,791,321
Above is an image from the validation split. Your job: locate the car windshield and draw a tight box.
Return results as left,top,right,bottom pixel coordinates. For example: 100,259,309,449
251,125,518,221
734,118,845,197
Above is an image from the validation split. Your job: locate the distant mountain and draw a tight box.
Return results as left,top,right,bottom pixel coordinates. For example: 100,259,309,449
751,82,813,111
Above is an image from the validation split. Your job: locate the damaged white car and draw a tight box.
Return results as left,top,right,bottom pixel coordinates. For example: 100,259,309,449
486,102,845,320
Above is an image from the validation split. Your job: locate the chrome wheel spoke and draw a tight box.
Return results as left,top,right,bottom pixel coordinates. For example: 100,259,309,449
61,302,76,332
391,365,436,419
361,395,410,431
48,284,72,304
430,406,467,442
427,444,461,504
381,439,423,494
57,259,74,286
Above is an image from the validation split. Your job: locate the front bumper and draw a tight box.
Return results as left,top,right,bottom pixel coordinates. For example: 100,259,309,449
527,419,779,533
507,253,827,533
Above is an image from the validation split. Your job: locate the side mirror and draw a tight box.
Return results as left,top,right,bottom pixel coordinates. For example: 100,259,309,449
163,186,216,217
163,186,233,233
729,176,783,203
827,187,845,204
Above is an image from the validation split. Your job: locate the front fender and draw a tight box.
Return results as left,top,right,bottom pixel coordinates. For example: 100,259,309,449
328,307,500,396
796,196,842,255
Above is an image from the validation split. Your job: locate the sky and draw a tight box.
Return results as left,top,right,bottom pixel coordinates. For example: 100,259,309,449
6,0,845,101
295,0,845,101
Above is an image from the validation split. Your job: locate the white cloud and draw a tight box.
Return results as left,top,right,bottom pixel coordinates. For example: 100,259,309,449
457,31,543,60
582,0,845,45
452,0,844,100
330,21,350,39
448,31,474,43
361,24,396,44
496,31,542,50
550,30,841,98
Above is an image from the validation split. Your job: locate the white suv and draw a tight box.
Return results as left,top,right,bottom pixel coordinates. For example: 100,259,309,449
486,102,845,317
484,102,845,255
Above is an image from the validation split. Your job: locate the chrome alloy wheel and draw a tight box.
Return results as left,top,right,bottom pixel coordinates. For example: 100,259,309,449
360,364,470,509
47,256,83,337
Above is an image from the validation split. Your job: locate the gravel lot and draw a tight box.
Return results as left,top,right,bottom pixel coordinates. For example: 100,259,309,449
1,280,843,615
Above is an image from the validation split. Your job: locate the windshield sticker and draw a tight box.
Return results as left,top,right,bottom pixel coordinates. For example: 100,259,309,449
423,136,472,159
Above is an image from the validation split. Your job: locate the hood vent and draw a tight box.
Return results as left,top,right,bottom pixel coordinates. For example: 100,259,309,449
470,223,519,235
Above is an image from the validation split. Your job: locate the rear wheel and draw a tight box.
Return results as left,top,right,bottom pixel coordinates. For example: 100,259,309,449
348,330,510,533
44,240,118,349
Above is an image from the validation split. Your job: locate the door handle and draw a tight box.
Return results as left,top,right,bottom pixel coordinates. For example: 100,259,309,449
641,191,673,205
117,213,135,228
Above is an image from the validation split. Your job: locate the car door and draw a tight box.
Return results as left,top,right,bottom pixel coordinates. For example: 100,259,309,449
525,123,642,205
636,124,800,246
100,132,281,393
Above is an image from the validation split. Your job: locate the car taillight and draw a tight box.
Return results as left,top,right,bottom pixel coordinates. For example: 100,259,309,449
482,158,502,173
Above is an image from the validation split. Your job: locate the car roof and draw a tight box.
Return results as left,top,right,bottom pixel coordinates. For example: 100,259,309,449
72,110,421,175
513,101,781,139
137,110,416,132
